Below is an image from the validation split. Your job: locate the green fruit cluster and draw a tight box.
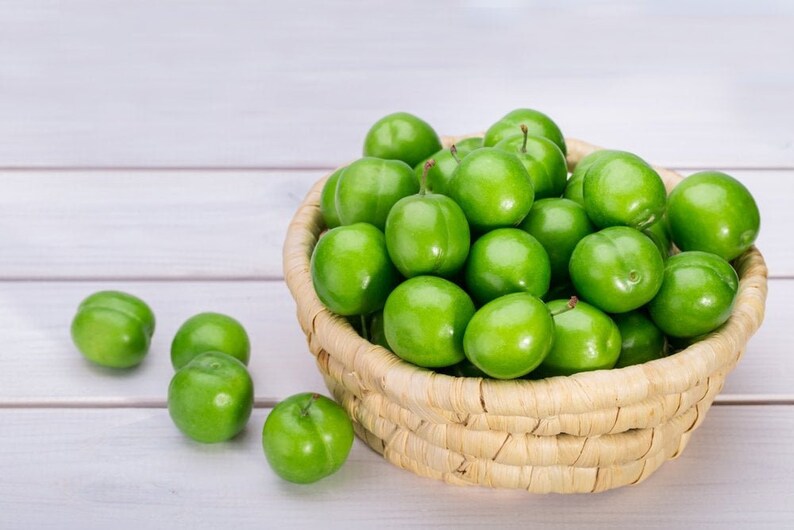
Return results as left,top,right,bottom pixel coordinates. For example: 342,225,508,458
71,293,354,484
167,313,254,444
313,109,760,380
71,296,256,442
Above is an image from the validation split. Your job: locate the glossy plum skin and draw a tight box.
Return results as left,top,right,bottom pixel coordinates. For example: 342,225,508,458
564,150,622,206
335,157,419,230
170,312,250,369
539,300,621,376
648,251,739,338
494,134,568,199
569,226,665,314
71,290,155,369
448,148,534,232
483,108,567,155
363,112,442,167
563,170,585,206
463,293,555,379
519,198,596,284
168,351,254,443
385,192,470,278
414,141,479,196
262,393,354,484
310,224,399,316
583,151,667,230
645,218,672,260
612,311,666,368
319,168,345,229
464,228,550,305
455,137,484,152
383,276,475,368
667,171,760,261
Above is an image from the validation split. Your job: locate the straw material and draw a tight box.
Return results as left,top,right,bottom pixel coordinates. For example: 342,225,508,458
282,137,768,493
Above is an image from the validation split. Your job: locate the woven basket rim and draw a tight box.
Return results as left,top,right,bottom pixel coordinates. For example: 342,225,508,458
283,137,768,418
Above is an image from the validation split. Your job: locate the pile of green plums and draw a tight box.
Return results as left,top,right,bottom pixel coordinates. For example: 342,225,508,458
72,294,353,484
311,109,761,380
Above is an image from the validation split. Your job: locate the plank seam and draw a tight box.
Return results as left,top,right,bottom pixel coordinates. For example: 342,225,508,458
1,275,792,282
1,166,793,172
1,395,792,409
0,397,280,409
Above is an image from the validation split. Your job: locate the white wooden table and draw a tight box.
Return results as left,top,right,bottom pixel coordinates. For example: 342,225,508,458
1,2,793,528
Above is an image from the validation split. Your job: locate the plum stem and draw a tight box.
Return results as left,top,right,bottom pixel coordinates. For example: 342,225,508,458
450,144,461,164
551,296,579,317
420,159,435,195
300,393,321,417
520,124,529,154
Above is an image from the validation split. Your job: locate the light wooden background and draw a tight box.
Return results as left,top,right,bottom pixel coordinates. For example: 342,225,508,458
1,1,792,528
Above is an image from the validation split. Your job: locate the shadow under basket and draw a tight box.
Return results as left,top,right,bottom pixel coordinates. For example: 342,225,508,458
282,137,768,494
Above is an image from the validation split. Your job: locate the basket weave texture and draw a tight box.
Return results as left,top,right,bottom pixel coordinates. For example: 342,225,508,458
282,137,768,493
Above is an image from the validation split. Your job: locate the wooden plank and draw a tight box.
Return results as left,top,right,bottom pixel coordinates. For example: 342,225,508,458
0,281,327,404
1,406,792,528
0,170,319,280
0,279,787,403
0,169,790,280
730,169,793,278
0,1,792,168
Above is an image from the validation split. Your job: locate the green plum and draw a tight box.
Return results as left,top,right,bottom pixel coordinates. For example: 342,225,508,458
519,198,595,283
319,167,344,229
667,171,760,261
385,162,471,278
454,137,484,151
538,299,621,376
168,351,254,443
483,108,567,155
464,228,550,305
363,112,442,167
463,293,554,379
414,142,477,195
448,147,534,232
71,290,155,369
495,125,568,198
563,170,585,206
644,218,672,259
583,151,667,230
311,223,399,316
383,276,475,368
613,311,666,368
648,251,739,338
572,150,617,176
569,226,665,313
171,312,250,370
564,150,621,206
262,393,354,484
335,157,418,230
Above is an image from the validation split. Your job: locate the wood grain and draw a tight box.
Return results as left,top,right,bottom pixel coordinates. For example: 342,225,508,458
0,169,790,279
0,1,792,168
1,406,792,529
0,170,318,280
0,279,787,403
1,1,791,525
0,281,326,404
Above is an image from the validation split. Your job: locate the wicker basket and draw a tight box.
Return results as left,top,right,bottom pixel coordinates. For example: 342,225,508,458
282,137,768,493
